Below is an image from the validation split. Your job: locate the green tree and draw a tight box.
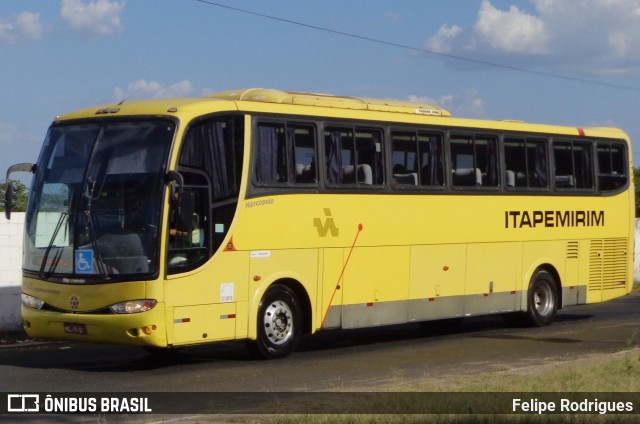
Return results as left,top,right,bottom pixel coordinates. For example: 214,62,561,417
0,179,29,213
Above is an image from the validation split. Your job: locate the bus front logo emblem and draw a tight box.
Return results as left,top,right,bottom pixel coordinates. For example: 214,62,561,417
314,208,339,237
69,296,79,309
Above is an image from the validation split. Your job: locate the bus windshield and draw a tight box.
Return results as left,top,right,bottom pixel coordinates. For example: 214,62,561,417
24,119,175,281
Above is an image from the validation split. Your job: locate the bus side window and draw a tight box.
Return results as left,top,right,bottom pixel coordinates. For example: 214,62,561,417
391,131,444,188
597,141,627,191
325,126,384,186
255,122,317,185
553,140,594,190
450,134,498,188
504,138,548,189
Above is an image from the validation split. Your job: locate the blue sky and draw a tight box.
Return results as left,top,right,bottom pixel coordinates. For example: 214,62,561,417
3,0,640,183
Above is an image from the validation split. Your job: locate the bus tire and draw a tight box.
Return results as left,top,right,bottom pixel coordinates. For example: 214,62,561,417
250,284,302,359
525,270,558,327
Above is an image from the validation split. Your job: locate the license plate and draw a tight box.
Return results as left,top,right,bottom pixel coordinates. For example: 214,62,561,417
63,323,87,335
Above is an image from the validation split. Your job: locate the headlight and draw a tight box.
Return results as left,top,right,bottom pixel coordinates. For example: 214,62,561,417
109,299,157,314
22,294,45,310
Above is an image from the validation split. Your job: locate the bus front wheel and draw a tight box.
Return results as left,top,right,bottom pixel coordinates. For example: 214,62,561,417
249,284,302,359
526,270,558,327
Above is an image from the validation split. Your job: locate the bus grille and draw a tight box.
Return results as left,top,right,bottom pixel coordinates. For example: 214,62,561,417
588,238,628,291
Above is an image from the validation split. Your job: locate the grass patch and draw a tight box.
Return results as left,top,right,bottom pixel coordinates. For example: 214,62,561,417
267,415,639,424
263,350,640,424
397,349,640,393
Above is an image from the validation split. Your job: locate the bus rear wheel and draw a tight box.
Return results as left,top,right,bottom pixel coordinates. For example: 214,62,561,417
526,270,558,327
249,284,302,359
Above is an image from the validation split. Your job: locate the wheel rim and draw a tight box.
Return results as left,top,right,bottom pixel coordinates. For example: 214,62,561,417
263,300,294,345
533,282,554,317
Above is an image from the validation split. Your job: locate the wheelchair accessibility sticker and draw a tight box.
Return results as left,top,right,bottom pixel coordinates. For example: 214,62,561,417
75,250,94,274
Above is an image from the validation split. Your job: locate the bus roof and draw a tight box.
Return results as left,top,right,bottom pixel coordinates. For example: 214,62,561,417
51,88,627,140
206,88,451,117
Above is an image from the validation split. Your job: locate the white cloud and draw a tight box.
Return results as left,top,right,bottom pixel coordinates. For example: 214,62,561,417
425,0,640,75
426,24,463,54
473,0,549,54
113,80,194,101
61,0,125,37
531,0,640,73
0,11,43,45
409,89,485,118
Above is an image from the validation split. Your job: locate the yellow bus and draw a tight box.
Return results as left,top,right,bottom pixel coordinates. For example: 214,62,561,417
5,88,634,358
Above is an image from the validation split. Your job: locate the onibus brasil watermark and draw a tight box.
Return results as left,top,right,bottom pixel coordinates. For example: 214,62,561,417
7,394,151,413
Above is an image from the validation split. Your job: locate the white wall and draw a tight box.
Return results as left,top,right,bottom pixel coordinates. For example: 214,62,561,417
0,212,24,331
1,215,639,332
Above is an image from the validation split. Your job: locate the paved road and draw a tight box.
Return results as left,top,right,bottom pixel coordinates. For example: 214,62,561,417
1,292,639,394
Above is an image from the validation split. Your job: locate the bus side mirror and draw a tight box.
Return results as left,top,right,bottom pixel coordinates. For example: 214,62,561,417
4,163,35,220
4,182,13,220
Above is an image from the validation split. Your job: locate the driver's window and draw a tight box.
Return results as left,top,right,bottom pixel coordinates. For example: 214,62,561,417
167,184,209,272
167,116,244,274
